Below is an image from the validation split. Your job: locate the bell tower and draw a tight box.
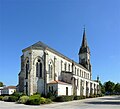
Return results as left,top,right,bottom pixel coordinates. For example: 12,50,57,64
78,28,91,72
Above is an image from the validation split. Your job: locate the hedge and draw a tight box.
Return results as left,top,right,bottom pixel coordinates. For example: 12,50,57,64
55,96,74,102
46,92,56,101
74,96,81,100
2,96,18,102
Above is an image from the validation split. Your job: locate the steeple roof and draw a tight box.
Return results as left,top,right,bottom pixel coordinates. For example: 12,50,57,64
79,28,90,54
82,28,87,47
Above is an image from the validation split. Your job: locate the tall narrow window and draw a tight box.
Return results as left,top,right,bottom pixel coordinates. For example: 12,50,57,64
50,66,53,78
26,60,29,79
61,60,63,72
36,63,38,77
84,72,86,78
66,87,68,95
36,59,42,78
75,67,76,75
77,79,79,87
88,74,89,79
68,64,70,72
39,62,42,78
82,71,83,77
80,69,81,77
77,69,79,76
49,62,53,79
64,63,66,71
52,86,53,93
49,86,51,92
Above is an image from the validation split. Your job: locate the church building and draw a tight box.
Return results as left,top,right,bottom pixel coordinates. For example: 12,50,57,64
18,29,100,96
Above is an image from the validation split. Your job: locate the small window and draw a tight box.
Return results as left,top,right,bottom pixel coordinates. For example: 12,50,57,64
66,87,68,95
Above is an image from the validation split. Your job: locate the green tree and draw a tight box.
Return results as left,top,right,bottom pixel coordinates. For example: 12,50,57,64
0,82,3,87
114,83,120,94
104,81,115,94
99,81,105,94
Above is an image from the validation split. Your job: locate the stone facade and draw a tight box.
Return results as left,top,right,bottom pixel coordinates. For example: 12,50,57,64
18,30,100,96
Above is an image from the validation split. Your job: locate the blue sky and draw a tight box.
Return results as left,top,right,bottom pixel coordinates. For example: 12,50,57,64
0,0,120,86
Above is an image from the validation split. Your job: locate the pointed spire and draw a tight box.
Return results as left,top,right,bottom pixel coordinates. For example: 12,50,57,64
82,27,87,47
79,27,90,54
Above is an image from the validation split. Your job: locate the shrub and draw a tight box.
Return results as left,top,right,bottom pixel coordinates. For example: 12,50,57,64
89,95,94,98
2,96,18,102
55,96,74,102
2,96,9,101
26,95,40,105
94,94,97,98
96,94,99,97
98,93,104,97
45,98,52,104
11,92,23,99
8,96,18,102
33,92,41,96
40,97,46,104
17,96,29,104
46,92,55,101
81,95,86,99
0,96,3,100
74,96,81,100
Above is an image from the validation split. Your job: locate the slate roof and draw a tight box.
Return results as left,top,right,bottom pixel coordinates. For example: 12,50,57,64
79,28,90,54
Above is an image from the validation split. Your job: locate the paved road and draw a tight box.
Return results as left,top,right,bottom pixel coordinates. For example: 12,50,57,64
0,96,120,109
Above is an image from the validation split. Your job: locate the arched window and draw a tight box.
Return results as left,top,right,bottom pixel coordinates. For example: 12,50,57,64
36,62,38,77
39,62,42,77
26,60,29,79
36,59,42,78
49,62,53,79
